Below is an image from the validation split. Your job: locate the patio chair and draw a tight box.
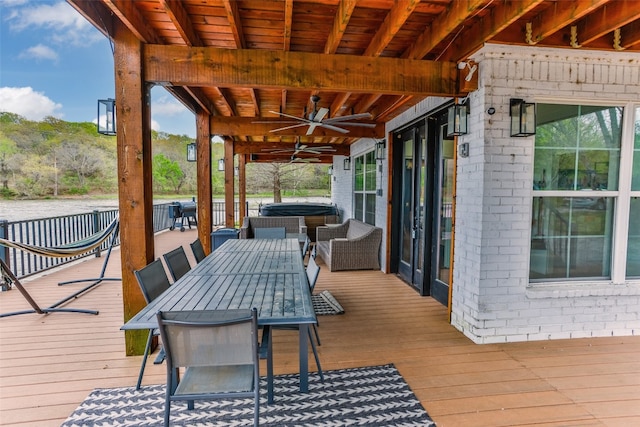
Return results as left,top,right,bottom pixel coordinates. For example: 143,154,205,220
133,258,172,390
254,227,286,239
162,246,192,282
273,255,324,381
301,235,310,260
156,308,260,427
189,239,206,263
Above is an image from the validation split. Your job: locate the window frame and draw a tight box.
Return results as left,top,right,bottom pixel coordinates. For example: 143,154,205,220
530,101,639,284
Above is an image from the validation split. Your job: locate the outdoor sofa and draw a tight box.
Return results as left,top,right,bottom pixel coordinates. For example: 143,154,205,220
315,219,382,272
239,216,307,239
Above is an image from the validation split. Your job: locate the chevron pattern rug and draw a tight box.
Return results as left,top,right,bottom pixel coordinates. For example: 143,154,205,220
63,364,434,426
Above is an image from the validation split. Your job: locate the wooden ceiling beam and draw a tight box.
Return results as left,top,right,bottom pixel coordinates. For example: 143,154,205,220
618,20,640,49
181,86,214,115
160,0,203,46
444,0,544,60
104,0,160,43
210,116,384,138
365,0,421,57
144,45,458,96
66,0,113,39
221,0,246,49
402,0,486,60
526,0,606,45
576,0,640,46
325,0,357,54
283,0,293,51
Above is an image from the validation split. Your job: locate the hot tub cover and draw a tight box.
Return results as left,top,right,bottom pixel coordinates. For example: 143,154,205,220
259,202,338,217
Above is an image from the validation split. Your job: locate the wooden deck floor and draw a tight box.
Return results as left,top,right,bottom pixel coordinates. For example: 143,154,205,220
1,228,639,426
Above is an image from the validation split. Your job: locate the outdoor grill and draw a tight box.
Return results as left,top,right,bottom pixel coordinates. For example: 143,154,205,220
168,201,197,232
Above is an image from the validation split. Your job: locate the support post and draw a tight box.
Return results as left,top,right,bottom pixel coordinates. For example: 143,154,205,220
114,21,155,356
224,137,235,227
196,111,213,254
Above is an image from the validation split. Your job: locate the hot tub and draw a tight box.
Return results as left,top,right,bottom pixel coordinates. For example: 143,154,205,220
259,203,339,241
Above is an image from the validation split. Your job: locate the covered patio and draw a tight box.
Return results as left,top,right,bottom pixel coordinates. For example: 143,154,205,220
1,228,638,426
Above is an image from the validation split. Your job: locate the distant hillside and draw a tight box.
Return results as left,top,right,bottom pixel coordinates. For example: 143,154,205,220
0,112,329,199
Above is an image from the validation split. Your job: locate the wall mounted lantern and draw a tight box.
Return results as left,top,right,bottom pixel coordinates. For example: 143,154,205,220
343,157,351,170
510,98,536,137
375,139,386,161
327,165,333,175
186,143,196,162
217,158,225,171
446,101,469,137
97,98,116,135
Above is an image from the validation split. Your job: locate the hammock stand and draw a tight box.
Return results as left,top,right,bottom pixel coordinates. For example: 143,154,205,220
0,217,120,318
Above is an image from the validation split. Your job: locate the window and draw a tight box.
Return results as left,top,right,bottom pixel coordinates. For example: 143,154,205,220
530,104,626,281
353,151,376,225
628,107,640,277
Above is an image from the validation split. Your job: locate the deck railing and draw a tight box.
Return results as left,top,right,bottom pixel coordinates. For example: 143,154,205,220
0,201,245,278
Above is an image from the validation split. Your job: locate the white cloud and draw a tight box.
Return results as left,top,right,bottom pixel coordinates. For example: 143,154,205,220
5,1,102,46
152,96,189,116
151,119,161,132
0,86,63,120
18,44,58,62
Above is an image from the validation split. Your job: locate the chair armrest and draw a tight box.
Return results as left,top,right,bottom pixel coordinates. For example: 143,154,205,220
327,227,382,271
316,222,348,241
239,217,251,239
297,216,307,235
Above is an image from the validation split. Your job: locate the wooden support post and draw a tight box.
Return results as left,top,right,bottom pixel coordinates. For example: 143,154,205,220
114,22,155,356
223,138,235,227
195,111,213,254
238,154,247,224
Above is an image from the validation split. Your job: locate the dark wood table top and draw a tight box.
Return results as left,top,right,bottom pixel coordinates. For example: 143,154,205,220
122,238,315,330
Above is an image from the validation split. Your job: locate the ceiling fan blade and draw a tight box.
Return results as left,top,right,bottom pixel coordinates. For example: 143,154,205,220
313,107,329,122
318,123,350,134
327,122,377,128
270,123,310,133
323,112,372,122
268,111,311,122
306,123,322,135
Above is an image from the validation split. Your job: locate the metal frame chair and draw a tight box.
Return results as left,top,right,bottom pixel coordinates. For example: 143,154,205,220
162,246,192,282
189,239,206,263
133,258,172,389
156,308,260,427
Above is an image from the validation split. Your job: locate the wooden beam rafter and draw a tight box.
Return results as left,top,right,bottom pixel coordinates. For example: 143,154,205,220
144,45,458,97
104,0,160,43
211,116,384,138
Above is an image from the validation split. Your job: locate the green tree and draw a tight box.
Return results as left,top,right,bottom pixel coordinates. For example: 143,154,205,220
153,154,185,193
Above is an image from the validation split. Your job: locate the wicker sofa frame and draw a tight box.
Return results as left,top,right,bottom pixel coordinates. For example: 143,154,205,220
315,219,382,272
239,216,307,239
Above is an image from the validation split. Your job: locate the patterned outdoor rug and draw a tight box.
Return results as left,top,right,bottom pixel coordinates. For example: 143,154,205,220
311,290,345,315
62,364,434,426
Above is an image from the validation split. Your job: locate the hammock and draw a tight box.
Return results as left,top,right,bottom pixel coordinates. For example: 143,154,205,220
0,217,120,318
0,216,119,258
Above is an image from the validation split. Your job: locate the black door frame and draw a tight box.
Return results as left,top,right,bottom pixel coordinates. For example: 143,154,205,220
390,105,450,305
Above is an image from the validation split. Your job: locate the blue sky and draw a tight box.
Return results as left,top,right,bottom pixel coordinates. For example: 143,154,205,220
0,0,196,137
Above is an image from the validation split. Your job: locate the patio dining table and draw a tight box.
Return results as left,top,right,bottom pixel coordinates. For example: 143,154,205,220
121,238,316,403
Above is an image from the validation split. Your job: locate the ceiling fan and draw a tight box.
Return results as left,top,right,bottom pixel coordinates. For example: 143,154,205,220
289,154,320,164
262,139,336,156
256,95,375,135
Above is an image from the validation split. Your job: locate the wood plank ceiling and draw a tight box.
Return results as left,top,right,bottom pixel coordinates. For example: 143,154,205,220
68,0,640,162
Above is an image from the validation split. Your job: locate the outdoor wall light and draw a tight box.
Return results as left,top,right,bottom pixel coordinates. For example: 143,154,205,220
446,102,469,137
186,143,196,162
97,98,116,135
375,139,386,161
510,98,536,137
343,157,351,170
328,165,333,175
217,158,225,171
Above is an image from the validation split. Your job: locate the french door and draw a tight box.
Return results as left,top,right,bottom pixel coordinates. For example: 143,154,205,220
392,109,453,307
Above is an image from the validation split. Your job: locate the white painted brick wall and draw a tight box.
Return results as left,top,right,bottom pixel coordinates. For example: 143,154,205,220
331,44,640,343
451,44,640,343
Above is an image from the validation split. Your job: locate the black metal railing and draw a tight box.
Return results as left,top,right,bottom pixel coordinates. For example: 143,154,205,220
0,200,245,278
